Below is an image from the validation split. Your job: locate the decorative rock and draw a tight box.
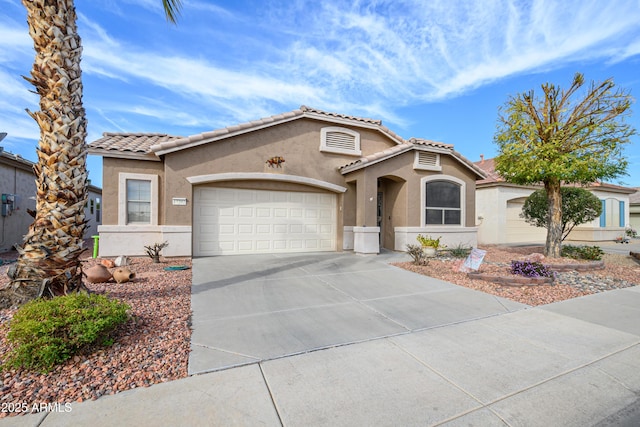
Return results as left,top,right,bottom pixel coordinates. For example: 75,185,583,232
115,256,130,267
85,264,112,283
113,267,135,284
523,253,545,262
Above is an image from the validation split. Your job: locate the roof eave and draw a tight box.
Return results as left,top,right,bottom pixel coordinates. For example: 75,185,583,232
88,149,161,162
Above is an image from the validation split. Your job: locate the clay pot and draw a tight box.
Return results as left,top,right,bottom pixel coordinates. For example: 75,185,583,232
113,267,135,284
85,264,112,283
100,259,116,268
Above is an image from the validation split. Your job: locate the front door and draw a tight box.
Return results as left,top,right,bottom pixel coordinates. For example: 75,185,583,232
377,191,383,245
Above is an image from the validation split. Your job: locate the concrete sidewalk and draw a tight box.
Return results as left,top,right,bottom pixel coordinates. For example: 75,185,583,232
3,252,640,426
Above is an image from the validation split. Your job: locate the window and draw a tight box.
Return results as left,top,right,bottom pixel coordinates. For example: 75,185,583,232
599,198,625,227
422,177,464,226
118,173,158,226
96,198,101,223
127,180,151,223
320,127,361,156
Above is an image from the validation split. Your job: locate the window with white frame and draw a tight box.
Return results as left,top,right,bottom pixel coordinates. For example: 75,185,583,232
118,173,158,226
422,177,464,226
599,198,625,227
320,127,361,156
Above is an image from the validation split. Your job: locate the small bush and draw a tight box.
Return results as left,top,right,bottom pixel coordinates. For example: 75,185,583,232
449,244,472,258
2,293,130,373
561,245,604,260
406,244,429,266
510,261,554,278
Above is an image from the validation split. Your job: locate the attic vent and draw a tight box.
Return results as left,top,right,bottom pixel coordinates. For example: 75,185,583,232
326,132,356,151
414,151,441,171
320,127,361,156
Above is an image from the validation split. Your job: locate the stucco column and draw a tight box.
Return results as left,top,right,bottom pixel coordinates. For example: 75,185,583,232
353,172,380,254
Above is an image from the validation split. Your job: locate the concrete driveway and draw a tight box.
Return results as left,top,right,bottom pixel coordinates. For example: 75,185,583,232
188,251,527,375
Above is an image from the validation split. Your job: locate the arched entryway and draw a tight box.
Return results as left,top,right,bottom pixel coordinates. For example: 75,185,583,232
377,175,407,250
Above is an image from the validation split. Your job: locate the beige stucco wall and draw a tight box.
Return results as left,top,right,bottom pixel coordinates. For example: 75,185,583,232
97,118,485,255
163,118,397,226
101,158,165,225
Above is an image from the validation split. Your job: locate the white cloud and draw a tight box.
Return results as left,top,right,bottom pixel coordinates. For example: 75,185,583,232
4,0,639,138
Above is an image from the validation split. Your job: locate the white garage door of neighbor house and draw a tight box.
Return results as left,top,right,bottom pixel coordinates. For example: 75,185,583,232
193,187,337,256
506,200,547,244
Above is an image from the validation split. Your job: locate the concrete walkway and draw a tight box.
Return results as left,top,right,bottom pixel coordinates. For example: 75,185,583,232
3,250,640,426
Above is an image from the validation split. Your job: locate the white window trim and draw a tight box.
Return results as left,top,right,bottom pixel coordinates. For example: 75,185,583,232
320,126,362,156
118,173,159,226
413,151,442,171
420,175,465,227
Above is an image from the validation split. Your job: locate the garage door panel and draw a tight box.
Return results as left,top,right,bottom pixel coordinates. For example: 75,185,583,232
194,188,336,256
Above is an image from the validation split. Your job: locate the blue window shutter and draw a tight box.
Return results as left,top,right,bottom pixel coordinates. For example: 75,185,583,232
600,200,606,227
619,201,625,227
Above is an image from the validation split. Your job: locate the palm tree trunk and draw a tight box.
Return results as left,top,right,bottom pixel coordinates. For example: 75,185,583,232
0,0,88,308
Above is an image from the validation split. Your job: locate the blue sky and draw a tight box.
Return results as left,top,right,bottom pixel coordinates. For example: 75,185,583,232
1,0,639,189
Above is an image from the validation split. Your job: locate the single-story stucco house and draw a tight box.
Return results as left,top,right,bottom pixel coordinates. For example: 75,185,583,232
88,106,486,257
0,148,102,253
474,156,635,244
630,188,640,232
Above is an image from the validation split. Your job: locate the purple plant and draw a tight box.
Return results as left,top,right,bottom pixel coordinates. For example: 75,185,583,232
510,260,555,278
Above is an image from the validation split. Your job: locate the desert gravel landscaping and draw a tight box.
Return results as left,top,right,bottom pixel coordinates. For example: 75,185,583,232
0,254,191,418
395,244,640,306
0,243,639,418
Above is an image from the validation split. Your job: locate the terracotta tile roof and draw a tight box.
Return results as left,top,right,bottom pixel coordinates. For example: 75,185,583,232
340,138,486,179
475,156,637,194
299,105,382,125
88,132,183,158
474,157,504,184
150,105,405,155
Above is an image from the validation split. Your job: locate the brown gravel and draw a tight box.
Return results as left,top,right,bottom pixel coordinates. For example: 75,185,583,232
0,253,191,418
394,245,640,307
0,244,638,417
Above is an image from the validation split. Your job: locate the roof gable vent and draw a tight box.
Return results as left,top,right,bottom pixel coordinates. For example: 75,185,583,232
320,127,361,156
414,151,442,171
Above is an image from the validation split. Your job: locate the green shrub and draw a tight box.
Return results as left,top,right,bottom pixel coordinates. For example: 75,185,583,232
448,244,472,258
2,293,129,373
561,245,604,260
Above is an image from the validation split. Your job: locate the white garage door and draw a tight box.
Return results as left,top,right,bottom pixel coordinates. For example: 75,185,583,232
506,200,547,243
193,187,337,256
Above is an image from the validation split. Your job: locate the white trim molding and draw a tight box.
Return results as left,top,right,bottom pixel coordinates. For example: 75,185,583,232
186,172,347,193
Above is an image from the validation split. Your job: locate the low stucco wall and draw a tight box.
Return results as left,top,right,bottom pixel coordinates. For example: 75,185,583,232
97,225,191,257
395,227,479,251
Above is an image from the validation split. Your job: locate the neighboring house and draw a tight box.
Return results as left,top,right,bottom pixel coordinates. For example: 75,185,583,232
0,150,36,253
88,106,486,257
630,188,640,232
475,156,635,244
85,183,103,238
0,148,102,253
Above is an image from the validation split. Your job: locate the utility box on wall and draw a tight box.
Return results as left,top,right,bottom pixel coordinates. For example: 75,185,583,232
1,193,15,216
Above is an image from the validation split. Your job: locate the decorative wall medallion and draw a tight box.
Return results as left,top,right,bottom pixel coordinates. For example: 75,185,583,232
266,156,285,168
